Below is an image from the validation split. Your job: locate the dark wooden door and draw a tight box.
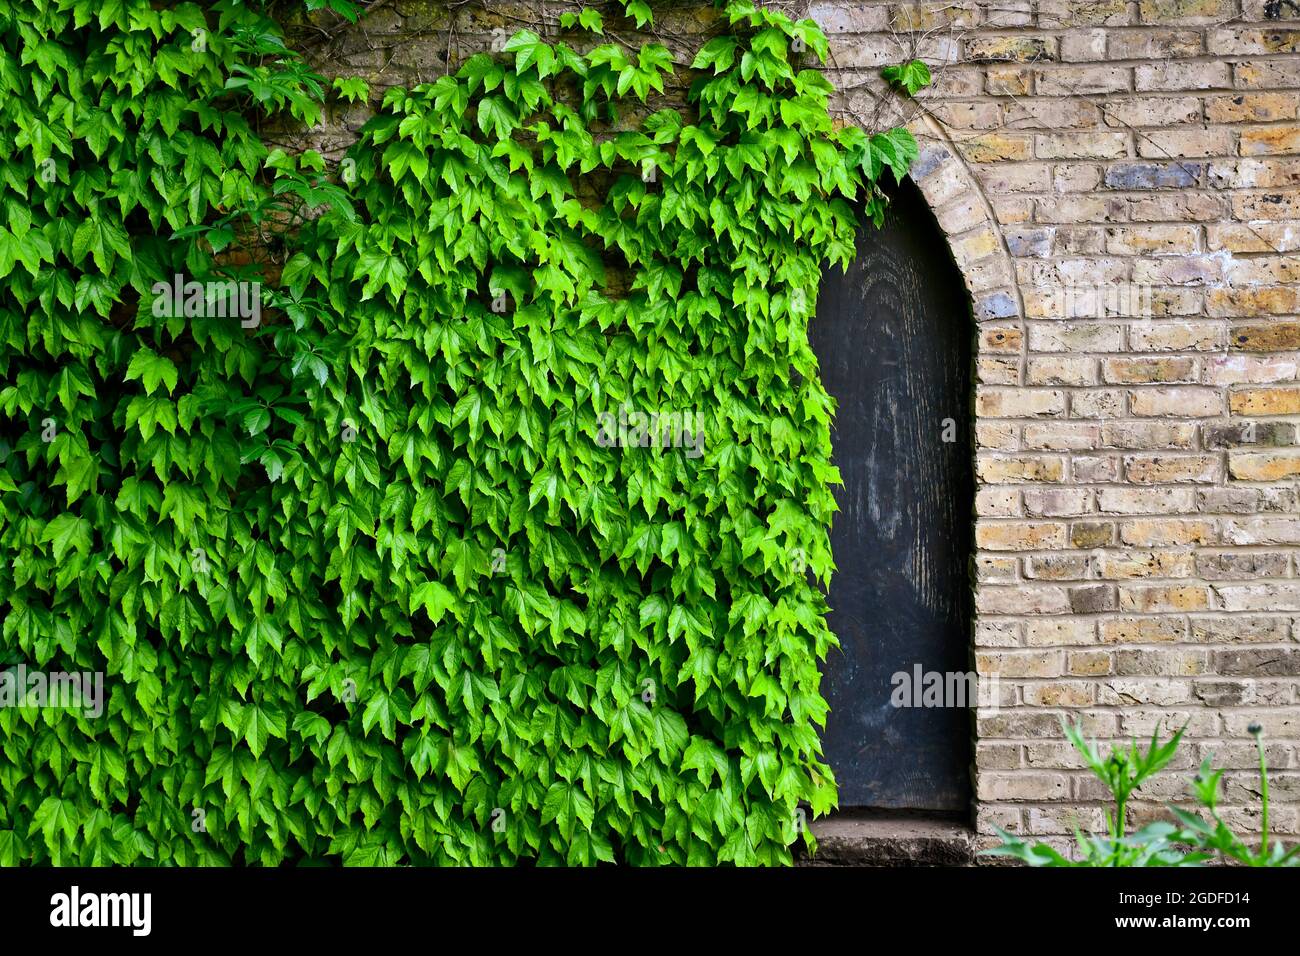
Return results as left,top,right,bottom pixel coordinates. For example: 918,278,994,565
809,177,974,811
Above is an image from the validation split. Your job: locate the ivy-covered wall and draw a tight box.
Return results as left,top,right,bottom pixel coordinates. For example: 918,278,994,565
0,0,919,865
7,0,1294,868
296,0,1300,851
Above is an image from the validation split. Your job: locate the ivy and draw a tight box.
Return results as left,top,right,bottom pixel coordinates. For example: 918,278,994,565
881,58,933,98
0,0,916,866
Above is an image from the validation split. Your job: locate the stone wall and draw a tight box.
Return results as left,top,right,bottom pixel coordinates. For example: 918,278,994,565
294,0,1300,847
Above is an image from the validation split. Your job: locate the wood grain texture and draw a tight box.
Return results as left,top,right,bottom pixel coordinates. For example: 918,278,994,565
810,177,975,811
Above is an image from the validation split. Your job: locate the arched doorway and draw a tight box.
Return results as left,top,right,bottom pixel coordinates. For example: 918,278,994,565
810,175,975,812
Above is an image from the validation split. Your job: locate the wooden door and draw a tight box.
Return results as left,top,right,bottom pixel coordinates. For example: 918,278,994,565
809,176,975,811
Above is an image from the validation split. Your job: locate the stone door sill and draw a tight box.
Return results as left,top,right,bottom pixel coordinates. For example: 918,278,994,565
800,810,976,867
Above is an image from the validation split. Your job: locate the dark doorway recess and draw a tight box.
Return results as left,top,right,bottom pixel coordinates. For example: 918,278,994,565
809,175,975,812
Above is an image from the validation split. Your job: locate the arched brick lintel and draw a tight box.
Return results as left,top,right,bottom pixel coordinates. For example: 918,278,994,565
905,114,1022,328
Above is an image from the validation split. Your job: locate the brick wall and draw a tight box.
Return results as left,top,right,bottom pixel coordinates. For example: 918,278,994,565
297,0,1300,847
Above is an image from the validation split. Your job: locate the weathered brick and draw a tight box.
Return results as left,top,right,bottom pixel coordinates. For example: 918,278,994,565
1107,29,1203,60
1025,421,1101,450
1207,93,1300,123
967,35,1057,62
1133,387,1222,416
1037,65,1131,95
978,163,1052,193
1195,677,1287,705
1121,709,1218,737
1025,681,1097,706
977,455,1067,482
1139,0,1234,23
808,2,891,33
1231,322,1300,350
981,327,1023,354
1098,487,1197,514
1197,487,1261,514
1222,518,1300,545
1207,355,1300,384
1130,321,1227,351
1209,222,1300,252
1041,0,1131,27
977,554,1021,584
1071,457,1123,481
1024,488,1093,516
1209,27,1300,56
1097,549,1195,578
1036,131,1130,159
1027,356,1098,386
1105,224,1200,254
1196,551,1290,579
986,65,1034,95
1098,678,1191,705
977,619,1022,647
1072,521,1115,548
1209,287,1300,317
1103,356,1199,384
1135,61,1231,90
1071,584,1119,613
978,357,1021,385
977,772,1070,801
1102,422,1199,449
1026,618,1097,646
1240,125,1300,155
977,387,1067,417
1135,128,1236,157
976,487,1022,519
1236,59,1300,89
976,421,1020,451
960,132,1034,162
1129,387,1224,417
1120,518,1216,546
1210,158,1300,189
1005,226,1055,257
977,585,1073,614
1127,192,1230,223
1118,582,1206,613
1028,323,1125,352
1115,648,1209,676
976,521,1068,550
1229,387,1300,415
1103,161,1202,189
1124,454,1221,483
1224,255,1300,284
1232,191,1300,221
1101,617,1187,642
1103,97,1202,129
1229,450,1300,480
1205,421,1298,449
1068,650,1114,675
1215,648,1300,675
976,741,1023,770
1191,616,1291,643
1070,389,1126,418
1032,194,1122,223
1027,553,1092,580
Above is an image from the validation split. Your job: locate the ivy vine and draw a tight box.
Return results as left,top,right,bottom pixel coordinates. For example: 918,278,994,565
0,0,917,865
